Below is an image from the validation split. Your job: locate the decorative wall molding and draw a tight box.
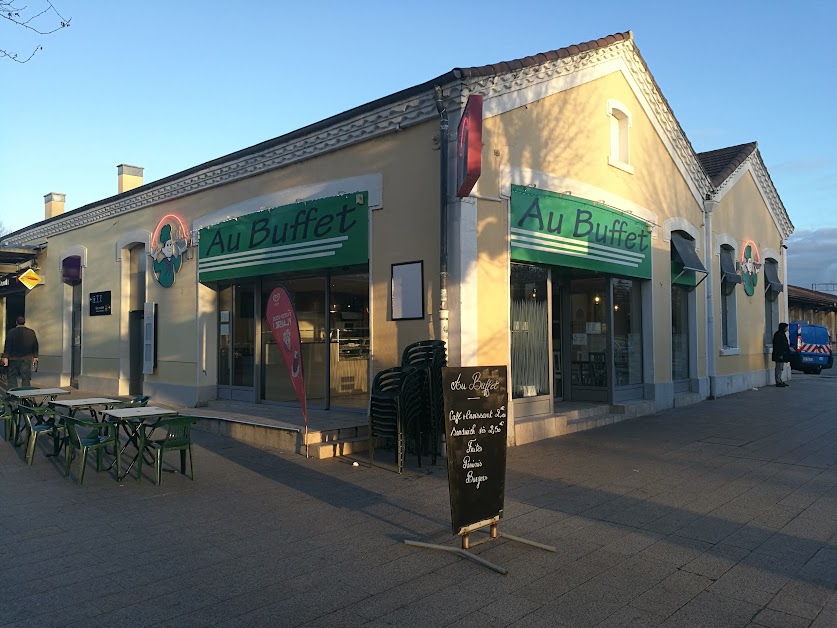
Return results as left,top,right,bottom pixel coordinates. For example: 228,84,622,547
470,39,713,204
58,245,87,270
7,37,789,252
717,153,793,241
115,230,152,262
5,90,452,246
663,217,701,248
715,233,739,254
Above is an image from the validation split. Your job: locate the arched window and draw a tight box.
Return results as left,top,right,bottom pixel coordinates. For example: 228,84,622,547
607,99,633,173
720,244,740,349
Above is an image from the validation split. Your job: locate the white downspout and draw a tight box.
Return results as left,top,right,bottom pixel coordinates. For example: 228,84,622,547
703,196,718,398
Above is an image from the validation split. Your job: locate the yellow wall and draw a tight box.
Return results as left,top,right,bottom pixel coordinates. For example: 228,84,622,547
475,70,704,383
712,170,785,376
31,120,443,400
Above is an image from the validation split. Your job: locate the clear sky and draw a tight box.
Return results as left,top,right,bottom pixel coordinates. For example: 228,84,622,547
1,1,835,289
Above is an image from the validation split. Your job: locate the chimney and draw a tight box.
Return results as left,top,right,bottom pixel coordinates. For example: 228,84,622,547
44,192,66,219
117,164,144,193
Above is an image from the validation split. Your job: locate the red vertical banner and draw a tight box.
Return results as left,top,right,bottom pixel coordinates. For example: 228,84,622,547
266,286,308,448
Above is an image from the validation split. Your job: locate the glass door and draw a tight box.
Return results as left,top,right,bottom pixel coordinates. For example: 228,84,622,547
568,276,609,402
261,277,327,406
671,284,690,392
329,273,370,409
218,284,257,401
71,283,82,388
552,279,563,400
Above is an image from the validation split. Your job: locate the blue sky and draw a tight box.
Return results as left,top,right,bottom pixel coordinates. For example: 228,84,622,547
1,1,835,288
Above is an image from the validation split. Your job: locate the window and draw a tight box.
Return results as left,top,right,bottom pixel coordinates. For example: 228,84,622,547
613,279,643,386
720,245,740,349
764,259,782,346
510,264,549,399
607,99,633,173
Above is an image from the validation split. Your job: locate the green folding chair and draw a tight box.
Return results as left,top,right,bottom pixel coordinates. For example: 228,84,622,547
137,416,196,485
63,416,121,485
1,399,15,442
19,402,65,465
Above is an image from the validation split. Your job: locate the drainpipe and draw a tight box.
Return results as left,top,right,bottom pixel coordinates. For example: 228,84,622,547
434,86,449,348
703,195,718,397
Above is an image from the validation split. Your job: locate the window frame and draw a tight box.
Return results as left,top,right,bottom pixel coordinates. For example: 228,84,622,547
607,99,634,174
719,244,739,351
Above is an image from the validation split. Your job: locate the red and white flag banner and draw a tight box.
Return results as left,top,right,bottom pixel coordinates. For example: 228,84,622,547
266,286,308,424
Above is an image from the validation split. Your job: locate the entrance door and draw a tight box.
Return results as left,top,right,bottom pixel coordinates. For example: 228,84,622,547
552,280,563,400
128,310,143,395
567,276,609,402
671,284,690,392
70,284,82,388
218,284,257,401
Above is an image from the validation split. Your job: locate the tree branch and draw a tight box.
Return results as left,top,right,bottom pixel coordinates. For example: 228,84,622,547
1,1,70,62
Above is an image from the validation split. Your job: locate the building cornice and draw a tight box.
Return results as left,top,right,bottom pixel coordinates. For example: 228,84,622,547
6,38,726,246
713,151,794,240
463,39,713,203
5,87,459,246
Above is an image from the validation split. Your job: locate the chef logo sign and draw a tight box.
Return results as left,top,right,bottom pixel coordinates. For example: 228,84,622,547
739,240,762,297
150,215,190,288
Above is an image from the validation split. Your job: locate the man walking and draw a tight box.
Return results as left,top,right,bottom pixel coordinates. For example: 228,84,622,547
2,316,39,388
771,322,790,387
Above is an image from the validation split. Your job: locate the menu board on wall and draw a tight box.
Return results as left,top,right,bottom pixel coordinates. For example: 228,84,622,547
443,365,508,535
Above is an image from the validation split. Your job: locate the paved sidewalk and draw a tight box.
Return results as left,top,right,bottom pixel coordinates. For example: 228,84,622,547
2,376,837,627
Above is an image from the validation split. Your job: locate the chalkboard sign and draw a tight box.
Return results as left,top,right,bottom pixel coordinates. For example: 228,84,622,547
443,365,508,535
89,291,111,316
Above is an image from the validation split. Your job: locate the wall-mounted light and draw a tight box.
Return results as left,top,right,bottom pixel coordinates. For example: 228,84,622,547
594,295,601,304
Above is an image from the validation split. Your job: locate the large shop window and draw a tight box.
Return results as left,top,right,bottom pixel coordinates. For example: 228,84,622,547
613,279,643,386
720,245,740,349
510,264,549,399
259,272,369,410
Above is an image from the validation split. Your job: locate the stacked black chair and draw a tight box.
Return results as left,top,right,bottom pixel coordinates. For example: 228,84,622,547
401,340,447,465
368,366,427,473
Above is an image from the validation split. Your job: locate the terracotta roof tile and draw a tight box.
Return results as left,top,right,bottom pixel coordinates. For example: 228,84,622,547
454,31,633,78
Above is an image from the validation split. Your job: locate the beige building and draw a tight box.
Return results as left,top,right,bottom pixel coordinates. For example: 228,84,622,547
0,31,793,446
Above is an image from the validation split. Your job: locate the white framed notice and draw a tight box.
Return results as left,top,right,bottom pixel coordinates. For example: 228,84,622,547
392,261,424,320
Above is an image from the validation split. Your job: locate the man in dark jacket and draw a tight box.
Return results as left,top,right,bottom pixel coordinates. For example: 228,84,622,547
2,316,39,387
771,322,790,387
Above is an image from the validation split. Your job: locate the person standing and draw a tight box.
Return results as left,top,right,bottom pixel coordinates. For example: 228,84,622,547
2,316,39,388
771,322,790,387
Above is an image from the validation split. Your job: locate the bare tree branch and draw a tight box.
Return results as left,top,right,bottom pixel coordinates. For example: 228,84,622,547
1,1,70,63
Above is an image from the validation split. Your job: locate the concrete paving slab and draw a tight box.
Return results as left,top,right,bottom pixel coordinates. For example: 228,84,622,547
4,375,837,626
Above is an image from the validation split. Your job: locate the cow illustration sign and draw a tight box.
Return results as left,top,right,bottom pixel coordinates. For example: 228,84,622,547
443,365,508,535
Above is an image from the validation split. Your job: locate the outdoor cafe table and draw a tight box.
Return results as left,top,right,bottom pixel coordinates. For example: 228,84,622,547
101,406,179,480
7,388,70,451
49,397,121,419
7,387,70,406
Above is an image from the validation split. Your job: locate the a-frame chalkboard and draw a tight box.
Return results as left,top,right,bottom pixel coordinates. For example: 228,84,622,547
406,364,555,574
442,365,508,535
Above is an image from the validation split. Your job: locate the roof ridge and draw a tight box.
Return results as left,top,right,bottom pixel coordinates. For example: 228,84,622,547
453,31,633,79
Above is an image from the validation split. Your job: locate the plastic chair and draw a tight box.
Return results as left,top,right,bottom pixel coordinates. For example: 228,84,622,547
19,402,65,465
401,340,447,465
137,416,196,485
112,395,150,411
368,366,427,473
5,386,39,444
1,399,15,442
63,416,121,485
